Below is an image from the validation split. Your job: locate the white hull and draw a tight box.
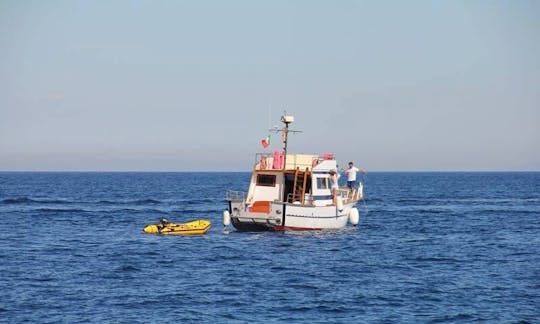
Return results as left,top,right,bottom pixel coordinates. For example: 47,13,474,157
282,204,351,230
228,200,356,231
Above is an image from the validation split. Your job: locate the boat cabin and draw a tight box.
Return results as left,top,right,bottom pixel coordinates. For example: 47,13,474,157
243,152,361,208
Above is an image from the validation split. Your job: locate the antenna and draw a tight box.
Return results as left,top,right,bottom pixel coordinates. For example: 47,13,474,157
269,111,302,167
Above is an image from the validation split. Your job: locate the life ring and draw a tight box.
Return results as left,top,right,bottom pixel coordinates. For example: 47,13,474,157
260,156,267,169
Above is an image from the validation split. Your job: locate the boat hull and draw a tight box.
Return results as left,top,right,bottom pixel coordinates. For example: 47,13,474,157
228,201,353,232
230,217,272,232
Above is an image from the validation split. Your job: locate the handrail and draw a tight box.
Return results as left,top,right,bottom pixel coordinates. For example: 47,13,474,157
337,183,364,203
226,190,245,201
254,153,321,171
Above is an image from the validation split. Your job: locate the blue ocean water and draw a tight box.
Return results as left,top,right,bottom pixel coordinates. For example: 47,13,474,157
0,172,539,323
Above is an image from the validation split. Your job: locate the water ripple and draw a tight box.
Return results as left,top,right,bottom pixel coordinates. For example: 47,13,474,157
0,172,538,323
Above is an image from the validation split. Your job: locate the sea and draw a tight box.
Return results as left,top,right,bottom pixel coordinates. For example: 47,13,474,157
0,172,539,323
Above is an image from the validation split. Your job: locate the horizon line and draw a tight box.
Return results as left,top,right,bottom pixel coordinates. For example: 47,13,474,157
1,170,539,173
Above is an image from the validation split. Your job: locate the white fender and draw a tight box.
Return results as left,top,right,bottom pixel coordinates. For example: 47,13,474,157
349,207,359,226
336,196,343,211
223,210,231,226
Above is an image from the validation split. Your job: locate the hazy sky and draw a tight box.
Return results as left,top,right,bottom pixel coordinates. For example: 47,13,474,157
1,1,539,171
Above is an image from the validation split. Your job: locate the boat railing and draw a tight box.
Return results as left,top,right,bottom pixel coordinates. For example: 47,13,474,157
254,153,276,170
286,193,300,204
254,153,320,171
338,183,364,203
226,190,245,201
286,154,318,171
286,193,312,205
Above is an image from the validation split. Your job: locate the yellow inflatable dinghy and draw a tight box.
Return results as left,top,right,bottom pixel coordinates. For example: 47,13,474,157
143,218,211,235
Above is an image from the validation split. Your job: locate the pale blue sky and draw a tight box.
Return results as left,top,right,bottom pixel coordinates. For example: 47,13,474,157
1,1,539,171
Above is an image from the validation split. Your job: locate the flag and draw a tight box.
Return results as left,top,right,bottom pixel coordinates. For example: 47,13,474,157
261,135,270,148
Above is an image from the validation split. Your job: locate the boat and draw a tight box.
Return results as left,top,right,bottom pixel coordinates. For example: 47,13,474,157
143,218,211,235
223,113,363,231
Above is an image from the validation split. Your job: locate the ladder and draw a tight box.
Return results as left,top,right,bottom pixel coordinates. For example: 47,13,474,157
292,167,309,204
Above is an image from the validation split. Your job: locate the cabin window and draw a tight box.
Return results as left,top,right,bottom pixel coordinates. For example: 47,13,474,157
256,174,276,187
316,177,329,189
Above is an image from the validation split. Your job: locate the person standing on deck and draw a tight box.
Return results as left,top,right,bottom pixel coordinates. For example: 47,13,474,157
329,169,339,204
343,161,366,191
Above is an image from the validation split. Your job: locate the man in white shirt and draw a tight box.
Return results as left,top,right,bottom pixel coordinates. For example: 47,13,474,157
343,161,365,190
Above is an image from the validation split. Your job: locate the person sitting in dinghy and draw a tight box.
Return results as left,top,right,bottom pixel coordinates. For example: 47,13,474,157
158,218,170,231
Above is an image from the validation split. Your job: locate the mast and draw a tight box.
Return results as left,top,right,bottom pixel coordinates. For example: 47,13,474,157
271,113,301,170
281,114,293,160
